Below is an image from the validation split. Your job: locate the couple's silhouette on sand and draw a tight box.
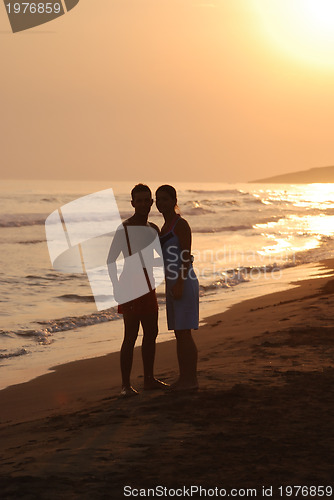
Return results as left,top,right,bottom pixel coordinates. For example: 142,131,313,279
107,184,199,397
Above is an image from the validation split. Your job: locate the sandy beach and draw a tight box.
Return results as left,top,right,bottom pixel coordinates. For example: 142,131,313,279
1,260,334,499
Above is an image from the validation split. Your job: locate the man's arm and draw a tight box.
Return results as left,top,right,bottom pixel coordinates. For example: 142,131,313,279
107,225,127,288
148,222,163,265
149,222,160,236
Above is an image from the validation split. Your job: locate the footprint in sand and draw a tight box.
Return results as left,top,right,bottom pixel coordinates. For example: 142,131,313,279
210,320,222,327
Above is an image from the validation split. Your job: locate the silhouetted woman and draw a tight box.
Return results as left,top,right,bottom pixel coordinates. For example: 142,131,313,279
156,185,199,391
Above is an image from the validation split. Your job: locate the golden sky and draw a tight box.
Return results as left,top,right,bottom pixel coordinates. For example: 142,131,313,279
1,0,334,183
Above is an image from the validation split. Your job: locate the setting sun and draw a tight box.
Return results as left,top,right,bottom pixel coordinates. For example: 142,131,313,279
252,0,334,68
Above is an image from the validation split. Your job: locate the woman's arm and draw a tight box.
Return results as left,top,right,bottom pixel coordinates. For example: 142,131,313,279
171,218,192,299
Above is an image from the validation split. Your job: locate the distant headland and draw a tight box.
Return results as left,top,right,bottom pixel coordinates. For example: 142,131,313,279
250,166,334,184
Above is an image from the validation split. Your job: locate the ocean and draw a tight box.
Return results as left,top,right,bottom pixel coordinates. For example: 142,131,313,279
1,179,334,389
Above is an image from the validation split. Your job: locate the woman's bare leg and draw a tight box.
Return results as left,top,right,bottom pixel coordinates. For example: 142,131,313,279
173,329,198,389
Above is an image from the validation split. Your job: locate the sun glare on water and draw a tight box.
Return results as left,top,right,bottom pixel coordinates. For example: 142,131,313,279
252,0,334,68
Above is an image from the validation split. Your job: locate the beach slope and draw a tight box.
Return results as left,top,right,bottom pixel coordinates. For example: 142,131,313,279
1,261,334,498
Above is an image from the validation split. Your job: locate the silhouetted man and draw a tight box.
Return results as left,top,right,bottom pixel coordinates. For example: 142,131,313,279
107,184,168,397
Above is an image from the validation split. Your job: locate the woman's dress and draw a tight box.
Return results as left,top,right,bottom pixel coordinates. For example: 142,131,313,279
160,218,199,330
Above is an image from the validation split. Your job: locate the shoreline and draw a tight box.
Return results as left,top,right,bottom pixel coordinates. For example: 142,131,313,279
1,259,334,497
1,258,333,424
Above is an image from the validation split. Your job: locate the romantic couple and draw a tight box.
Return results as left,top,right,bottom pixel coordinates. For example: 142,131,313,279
107,184,199,397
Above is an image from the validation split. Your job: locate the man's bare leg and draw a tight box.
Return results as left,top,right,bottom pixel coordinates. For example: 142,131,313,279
120,313,140,394
141,311,169,390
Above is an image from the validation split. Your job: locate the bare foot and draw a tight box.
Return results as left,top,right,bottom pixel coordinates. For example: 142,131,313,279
144,378,170,391
120,386,139,398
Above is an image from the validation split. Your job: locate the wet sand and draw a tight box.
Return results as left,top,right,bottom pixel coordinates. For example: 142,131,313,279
1,260,334,498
